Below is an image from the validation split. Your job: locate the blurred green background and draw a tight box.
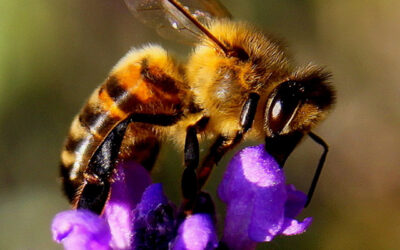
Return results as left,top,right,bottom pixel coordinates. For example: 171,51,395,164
1,0,399,249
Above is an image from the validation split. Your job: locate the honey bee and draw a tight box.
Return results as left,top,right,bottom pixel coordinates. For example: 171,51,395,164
60,0,335,214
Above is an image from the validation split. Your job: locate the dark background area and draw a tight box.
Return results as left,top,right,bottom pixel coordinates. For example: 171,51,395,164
0,0,399,249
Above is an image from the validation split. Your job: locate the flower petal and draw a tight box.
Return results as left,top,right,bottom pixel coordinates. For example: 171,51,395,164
281,217,313,236
51,210,111,250
218,144,313,248
103,161,151,249
107,160,152,206
132,183,176,249
219,144,285,249
249,184,286,242
135,183,169,216
172,214,218,250
220,199,257,250
284,184,307,219
280,184,312,236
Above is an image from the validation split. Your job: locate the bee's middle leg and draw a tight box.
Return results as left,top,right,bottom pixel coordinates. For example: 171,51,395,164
182,93,259,212
181,125,200,212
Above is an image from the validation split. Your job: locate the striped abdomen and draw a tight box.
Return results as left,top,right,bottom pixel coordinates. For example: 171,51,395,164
60,46,185,201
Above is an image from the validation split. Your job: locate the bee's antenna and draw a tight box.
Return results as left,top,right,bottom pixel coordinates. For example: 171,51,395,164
305,132,328,207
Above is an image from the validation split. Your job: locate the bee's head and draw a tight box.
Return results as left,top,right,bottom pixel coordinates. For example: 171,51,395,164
259,67,334,165
263,67,335,138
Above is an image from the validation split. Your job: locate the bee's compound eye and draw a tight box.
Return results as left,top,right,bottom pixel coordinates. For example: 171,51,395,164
267,81,304,134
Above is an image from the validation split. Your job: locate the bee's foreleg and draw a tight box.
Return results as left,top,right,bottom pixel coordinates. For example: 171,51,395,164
197,93,260,189
240,93,260,132
197,133,243,190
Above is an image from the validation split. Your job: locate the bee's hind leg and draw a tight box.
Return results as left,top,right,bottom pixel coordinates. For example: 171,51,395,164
76,118,131,214
76,113,181,214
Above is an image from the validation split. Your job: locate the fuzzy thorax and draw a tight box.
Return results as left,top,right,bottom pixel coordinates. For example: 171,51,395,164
185,20,334,138
185,20,288,137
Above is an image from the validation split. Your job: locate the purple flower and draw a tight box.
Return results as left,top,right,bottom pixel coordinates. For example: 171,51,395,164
132,183,176,249
172,214,218,250
52,144,312,249
52,209,111,250
104,161,152,249
52,161,152,249
218,144,312,249
52,161,218,250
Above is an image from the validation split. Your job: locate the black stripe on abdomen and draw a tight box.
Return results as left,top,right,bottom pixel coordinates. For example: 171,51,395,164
78,103,119,138
104,75,142,114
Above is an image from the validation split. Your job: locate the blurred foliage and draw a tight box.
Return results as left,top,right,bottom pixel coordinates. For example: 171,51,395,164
0,0,399,249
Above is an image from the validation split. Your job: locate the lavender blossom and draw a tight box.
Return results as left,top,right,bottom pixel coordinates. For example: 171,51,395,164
172,214,218,250
218,144,312,249
52,161,218,250
52,209,111,250
105,161,152,249
52,161,151,250
132,183,176,249
52,144,312,250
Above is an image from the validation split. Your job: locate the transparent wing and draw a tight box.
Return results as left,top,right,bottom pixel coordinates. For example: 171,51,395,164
124,0,231,44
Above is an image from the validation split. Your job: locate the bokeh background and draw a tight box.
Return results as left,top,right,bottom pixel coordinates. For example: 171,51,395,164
1,0,399,249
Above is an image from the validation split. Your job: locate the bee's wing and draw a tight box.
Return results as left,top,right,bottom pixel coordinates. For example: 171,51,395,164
124,0,231,45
